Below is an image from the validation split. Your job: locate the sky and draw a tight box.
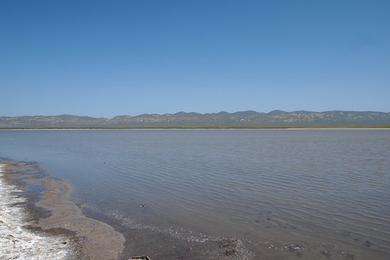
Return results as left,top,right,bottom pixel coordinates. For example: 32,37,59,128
0,0,389,117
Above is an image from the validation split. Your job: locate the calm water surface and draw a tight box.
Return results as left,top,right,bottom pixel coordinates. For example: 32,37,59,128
1,130,389,259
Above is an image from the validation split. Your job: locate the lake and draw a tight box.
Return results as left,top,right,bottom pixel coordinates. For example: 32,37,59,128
1,129,389,259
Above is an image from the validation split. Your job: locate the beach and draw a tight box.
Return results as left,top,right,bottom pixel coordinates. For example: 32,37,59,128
0,163,73,259
0,161,124,260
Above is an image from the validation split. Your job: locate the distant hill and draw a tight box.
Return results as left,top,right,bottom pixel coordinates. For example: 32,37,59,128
1,111,390,129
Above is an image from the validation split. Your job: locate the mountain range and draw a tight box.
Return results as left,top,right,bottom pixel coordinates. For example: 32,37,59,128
1,110,390,129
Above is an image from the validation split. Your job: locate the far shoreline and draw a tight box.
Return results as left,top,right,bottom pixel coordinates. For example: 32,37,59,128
0,127,390,131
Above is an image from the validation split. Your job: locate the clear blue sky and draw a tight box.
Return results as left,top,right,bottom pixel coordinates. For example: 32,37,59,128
1,0,389,117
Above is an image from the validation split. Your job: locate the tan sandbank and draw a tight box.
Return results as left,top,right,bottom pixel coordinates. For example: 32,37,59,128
36,179,125,260
2,162,125,260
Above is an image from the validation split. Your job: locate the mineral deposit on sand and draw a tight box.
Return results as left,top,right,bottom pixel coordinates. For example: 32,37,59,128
0,162,125,260
0,163,72,259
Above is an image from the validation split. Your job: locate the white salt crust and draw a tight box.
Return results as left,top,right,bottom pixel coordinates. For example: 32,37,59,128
0,164,73,259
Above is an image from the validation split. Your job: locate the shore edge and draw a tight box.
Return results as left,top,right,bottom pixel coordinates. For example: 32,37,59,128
0,161,125,260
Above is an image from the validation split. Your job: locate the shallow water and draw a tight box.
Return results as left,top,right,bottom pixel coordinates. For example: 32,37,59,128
1,129,389,259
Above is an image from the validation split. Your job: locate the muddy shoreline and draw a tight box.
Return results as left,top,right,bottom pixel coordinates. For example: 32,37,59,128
0,161,125,260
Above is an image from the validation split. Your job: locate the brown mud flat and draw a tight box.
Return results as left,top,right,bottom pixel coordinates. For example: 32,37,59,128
1,161,125,260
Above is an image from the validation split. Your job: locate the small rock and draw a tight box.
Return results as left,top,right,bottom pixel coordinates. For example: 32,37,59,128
286,243,304,257
364,240,371,247
287,243,304,252
129,256,151,260
225,249,236,256
321,250,331,258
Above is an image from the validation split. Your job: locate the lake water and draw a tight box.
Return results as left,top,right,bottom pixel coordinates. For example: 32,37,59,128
1,129,389,259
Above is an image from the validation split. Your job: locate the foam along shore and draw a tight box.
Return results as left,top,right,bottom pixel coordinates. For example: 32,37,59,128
0,164,73,259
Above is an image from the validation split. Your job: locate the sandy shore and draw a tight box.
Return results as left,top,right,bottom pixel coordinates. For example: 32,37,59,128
36,178,125,259
0,162,125,260
0,163,73,259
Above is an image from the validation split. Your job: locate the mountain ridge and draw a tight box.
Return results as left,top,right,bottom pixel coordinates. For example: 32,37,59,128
1,110,390,128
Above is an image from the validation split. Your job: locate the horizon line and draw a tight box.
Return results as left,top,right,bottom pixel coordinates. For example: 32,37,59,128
2,109,390,119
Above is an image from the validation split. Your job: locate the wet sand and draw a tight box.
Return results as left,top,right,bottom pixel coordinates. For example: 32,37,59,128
36,178,125,259
0,163,73,259
0,161,124,260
